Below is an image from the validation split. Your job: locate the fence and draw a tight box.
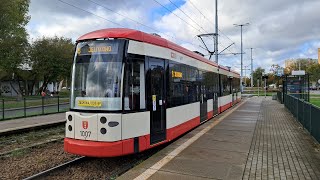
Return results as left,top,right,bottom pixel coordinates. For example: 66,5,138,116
277,91,283,104
0,96,69,120
284,94,320,143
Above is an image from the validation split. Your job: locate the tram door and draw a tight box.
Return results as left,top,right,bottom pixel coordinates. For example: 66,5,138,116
147,58,166,144
200,85,207,122
213,92,218,115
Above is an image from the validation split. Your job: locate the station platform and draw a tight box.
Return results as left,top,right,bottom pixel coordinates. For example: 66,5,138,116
0,113,65,135
118,97,320,180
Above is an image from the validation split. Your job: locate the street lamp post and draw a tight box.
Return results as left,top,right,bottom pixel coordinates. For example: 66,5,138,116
234,23,249,92
250,48,253,88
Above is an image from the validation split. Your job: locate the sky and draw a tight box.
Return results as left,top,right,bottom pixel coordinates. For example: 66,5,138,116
27,0,320,74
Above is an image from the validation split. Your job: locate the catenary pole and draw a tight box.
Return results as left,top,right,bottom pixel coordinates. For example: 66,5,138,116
215,0,218,64
234,23,249,92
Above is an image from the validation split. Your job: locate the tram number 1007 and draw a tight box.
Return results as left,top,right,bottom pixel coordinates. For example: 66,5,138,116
80,131,91,139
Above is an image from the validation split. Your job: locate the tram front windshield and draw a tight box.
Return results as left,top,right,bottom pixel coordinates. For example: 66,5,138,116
71,40,125,111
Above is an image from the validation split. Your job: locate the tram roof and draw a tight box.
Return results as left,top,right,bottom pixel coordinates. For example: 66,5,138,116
77,28,239,76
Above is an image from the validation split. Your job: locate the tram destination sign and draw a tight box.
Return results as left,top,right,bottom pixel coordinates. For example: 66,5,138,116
77,40,119,55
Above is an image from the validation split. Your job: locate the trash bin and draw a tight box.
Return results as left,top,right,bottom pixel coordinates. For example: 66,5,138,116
272,93,277,100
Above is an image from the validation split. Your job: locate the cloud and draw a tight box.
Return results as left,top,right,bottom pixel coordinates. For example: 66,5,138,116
27,0,320,73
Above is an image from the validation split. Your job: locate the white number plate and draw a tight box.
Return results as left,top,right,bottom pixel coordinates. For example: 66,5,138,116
80,131,91,140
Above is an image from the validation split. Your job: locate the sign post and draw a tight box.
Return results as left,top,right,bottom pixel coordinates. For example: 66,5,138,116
265,80,267,98
257,78,260,97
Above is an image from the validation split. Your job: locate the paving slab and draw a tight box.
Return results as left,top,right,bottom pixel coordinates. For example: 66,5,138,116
147,170,212,180
118,97,320,180
157,156,243,180
118,98,259,180
242,97,320,180
0,113,65,135
199,130,254,144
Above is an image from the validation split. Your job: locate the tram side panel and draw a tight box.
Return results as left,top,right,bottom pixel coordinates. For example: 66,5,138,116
122,112,150,152
166,102,200,141
219,94,233,112
237,92,242,102
207,99,214,119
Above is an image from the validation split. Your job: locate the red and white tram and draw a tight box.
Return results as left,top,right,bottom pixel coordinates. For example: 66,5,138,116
64,28,241,157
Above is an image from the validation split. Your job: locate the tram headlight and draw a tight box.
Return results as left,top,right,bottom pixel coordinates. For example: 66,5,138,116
100,128,107,134
68,125,72,131
68,115,72,121
100,117,107,124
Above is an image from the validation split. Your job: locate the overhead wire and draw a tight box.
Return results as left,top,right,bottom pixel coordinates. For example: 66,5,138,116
87,0,208,51
87,0,157,33
167,0,209,34
188,0,238,48
152,0,204,34
184,0,239,57
161,0,231,56
166,0,234,57
57,0,125,27
56,0,207,52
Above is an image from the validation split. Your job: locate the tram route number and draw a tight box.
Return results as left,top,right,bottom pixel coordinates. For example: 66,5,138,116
80,131,91,139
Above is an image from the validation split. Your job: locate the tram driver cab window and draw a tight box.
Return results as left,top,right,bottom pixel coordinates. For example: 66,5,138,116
124,57,146,111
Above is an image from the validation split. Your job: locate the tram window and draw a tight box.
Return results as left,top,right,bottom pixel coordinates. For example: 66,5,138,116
204,72,214,99
221,75,231,96
72,39,124,111
232,78,240,92
124,58,145,110
168,63,199,107
213,72,219,94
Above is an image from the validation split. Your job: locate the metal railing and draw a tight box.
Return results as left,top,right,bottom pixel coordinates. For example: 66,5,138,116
0,96,69,120
284,94,320,143
277,91,283,104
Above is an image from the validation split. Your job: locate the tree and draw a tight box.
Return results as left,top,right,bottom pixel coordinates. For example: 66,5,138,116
269,64,283,86
307,63,320,83
252,67,265,86
29,36,74,94
0,0,30,96
285,58,317,74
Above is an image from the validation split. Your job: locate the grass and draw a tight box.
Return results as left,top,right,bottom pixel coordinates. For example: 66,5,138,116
310,98,320,108
0,126,65,157
0,125,65,151
0,97,69,109
310,94,320,98
242,92,275,96
0,107,69,120
8,148,29,157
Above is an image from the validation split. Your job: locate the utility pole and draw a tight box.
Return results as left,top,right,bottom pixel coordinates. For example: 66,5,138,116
234,23,249,92
198,0,234,64
215,0,218,64
250,48,253,88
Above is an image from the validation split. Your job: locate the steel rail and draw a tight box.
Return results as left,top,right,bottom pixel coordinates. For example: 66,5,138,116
23,156,86,180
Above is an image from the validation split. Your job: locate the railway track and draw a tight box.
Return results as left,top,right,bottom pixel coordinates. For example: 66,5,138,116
0,124,65,156
23,157,86,180
0,137,64,156
19,143,167,179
